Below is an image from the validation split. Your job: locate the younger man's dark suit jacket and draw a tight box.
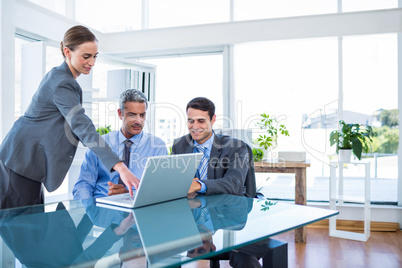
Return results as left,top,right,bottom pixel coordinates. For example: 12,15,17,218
171,133,250,196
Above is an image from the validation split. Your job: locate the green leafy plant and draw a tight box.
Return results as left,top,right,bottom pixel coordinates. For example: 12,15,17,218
96,125,112,135
256,113,289,150
372,126,398,154
329,120,374,160
252,148,264,162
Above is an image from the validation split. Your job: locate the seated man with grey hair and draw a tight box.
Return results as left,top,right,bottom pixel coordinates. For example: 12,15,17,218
73,89,168,200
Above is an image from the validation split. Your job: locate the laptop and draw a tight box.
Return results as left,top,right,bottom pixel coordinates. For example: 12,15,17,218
96,153,202,209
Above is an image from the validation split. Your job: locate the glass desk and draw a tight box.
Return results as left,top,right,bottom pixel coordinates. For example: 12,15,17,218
0,194,338,267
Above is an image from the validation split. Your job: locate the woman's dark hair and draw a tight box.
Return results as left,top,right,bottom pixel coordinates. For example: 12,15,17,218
186,97,215,120
60,25,98,58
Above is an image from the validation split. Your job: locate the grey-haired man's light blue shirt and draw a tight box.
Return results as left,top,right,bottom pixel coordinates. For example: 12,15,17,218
73,130,168,200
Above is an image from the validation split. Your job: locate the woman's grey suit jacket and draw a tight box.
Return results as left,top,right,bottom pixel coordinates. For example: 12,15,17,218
0,62,120,192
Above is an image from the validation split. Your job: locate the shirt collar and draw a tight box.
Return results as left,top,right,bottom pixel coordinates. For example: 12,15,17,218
194,131,215,152
118,129,143,145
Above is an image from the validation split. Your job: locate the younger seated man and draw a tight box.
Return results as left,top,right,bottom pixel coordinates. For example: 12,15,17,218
172,97,250,196
73,89,167,200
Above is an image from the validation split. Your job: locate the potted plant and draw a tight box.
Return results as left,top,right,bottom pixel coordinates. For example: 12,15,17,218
329,120,373,162
256,113,289,151
96,125,112,135
252,148,264,162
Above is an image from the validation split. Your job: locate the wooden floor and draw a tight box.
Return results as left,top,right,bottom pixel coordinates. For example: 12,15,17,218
183,228,402,268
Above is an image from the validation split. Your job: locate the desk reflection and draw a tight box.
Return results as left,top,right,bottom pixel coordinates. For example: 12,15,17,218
187,194,253,256
188,195,276,268
83,199,144,264
0,195,278,268
0,202,124,268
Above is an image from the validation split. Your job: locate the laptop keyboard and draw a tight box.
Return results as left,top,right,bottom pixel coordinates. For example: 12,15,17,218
121,192,136,201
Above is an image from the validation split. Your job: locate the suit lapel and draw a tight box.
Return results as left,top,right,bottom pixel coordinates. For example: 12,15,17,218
208,134,223,180
183,134,194,154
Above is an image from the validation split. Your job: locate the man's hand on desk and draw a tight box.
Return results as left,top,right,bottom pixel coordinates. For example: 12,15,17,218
108,181,129,196
188,178,202,194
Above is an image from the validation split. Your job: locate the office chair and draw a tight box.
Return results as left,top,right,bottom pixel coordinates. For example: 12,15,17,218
244,143,257,198
208,143,288,268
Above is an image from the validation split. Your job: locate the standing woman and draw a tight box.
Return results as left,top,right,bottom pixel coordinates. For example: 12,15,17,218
0,25,139,209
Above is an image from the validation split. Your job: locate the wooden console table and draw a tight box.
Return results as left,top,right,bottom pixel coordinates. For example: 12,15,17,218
255,160,311,243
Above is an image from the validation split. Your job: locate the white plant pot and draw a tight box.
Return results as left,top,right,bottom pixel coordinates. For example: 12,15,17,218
261,148,270,161
262,147,277,161
339,149,352,163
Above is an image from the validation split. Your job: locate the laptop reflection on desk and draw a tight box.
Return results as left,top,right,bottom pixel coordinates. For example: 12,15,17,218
126,198,202,267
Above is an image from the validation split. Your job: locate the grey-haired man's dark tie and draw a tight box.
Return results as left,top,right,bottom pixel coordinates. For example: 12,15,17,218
118,139,133,185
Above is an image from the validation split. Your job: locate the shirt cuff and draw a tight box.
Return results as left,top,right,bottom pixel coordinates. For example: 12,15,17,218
196,180,207,194
195,195,207,207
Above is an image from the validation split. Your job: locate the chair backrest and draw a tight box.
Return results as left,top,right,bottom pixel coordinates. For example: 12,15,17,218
244,143,257,198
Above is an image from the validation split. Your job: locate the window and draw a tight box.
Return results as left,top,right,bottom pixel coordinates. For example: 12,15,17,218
235,34,398,204
140,54,224,146
342,0,397,12
27,0,66,16
235,38,339,202
75,0,142,32
45,45,63,73
342,34,398,203
15,37,31,118
149,0,230,28
234,0,337,21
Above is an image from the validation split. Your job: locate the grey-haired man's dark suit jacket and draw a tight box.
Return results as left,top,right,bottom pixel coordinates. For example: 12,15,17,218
171,133,249,196
0,62,120,192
